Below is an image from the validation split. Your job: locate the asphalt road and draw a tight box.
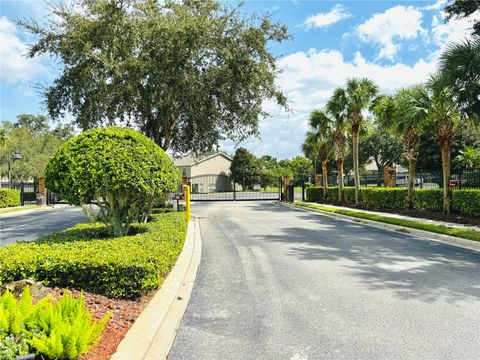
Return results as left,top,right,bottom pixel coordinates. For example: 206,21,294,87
169,201,480,360
0,205,88,246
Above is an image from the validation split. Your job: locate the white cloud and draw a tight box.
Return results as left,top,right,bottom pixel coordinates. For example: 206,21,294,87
357,6,427,60
221,49,436,159
422,0,447,11
430,10,480,52
302,5,352,30
0,16,45,84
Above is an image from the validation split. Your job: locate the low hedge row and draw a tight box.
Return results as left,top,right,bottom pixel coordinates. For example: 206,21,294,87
453,190,480,217
0,189,21,208
0,211,188,299
305,186,480,218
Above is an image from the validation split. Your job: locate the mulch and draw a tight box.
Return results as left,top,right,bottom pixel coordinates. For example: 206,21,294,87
33,287,153,360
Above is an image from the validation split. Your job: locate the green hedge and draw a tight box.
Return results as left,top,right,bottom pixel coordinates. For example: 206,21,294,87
305,186,480,218
361,188,407,209
414,189,443,212
0,211,188,299
306,187,324,202
453,190,480,217
0,189,21,208
306,186,357,204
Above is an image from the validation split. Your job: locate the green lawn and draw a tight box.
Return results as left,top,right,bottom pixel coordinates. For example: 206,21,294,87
0,205,41,214
295,202,480,242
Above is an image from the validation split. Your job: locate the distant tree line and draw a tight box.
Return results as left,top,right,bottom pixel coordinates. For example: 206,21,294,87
0,114,74,182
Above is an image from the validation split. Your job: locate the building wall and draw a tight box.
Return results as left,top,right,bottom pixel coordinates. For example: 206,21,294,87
190,155,232,177
178,166,191,178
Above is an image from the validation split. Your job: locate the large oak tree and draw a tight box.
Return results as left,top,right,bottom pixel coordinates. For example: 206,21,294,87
22,0,289,153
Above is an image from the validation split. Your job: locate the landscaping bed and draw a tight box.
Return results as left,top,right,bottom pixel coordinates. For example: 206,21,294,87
296,202,480,242
0,210,188,359
28,286,154,360
306,186,480,224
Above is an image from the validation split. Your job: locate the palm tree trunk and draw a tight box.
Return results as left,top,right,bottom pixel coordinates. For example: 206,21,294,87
352,128,360,205
407,159,416,210
322,159,328,198
440,139,452,215
337,158,344,202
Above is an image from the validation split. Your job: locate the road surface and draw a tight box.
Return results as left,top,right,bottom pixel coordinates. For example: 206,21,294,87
0,205,88,246
170,201,480,360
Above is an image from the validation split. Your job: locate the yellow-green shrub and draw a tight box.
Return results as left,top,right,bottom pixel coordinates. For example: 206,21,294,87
0,212,188,299
0,190,20,208
0,287,110,360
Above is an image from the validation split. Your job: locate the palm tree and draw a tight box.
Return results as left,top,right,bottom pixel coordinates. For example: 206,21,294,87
438,37,480,120
331,78,378,205
394,78,461,214
427,76,462,214
326,92,349,202
302,109,331,198
374,88,428,209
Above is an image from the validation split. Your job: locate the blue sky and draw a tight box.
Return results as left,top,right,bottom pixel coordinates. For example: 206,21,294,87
1,0,478,158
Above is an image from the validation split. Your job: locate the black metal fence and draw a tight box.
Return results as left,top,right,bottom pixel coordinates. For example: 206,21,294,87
188,174,282,201
325,169,480,189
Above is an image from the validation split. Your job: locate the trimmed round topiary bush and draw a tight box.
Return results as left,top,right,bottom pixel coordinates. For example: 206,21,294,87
46,127,179,236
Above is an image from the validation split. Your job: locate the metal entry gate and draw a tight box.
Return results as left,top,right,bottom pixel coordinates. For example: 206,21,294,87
189,174,282,201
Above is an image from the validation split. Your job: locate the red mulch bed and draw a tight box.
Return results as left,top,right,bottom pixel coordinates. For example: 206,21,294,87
33,287,153,360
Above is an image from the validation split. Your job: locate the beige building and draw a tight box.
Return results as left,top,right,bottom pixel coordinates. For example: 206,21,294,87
172,152,234,193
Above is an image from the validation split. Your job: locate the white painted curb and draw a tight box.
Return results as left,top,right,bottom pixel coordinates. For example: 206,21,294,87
112,217,202,360
282,202,480,253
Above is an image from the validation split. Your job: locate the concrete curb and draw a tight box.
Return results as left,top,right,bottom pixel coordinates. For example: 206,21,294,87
112,216,202,360
280,202,480,253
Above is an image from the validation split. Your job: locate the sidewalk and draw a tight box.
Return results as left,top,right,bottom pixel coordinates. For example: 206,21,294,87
300,202,480,232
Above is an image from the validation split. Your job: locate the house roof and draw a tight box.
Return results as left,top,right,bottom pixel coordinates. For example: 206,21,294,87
172,152,233,167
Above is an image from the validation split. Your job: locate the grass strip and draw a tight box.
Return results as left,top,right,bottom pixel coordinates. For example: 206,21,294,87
295,202,480,242
0,205,41,214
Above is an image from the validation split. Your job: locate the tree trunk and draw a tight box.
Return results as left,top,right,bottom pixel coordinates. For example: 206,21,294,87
440,139,452,215
352,128,360,205
407,159,416,210
337,158,344,202
321,159,328,198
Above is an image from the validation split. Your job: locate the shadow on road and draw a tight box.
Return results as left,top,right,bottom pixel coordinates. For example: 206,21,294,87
245,202,480,303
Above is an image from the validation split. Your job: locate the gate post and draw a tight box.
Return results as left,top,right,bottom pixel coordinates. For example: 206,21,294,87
278,177,282,200
233,181,236,201
301,180,305,202
283,175,290,202
37,176,47,206
20,181,24,206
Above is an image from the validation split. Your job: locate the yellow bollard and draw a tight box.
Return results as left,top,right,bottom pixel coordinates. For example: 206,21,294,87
183,184,191,221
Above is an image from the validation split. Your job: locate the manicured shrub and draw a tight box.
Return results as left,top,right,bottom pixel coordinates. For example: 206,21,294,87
0,190,20,208
0,212,187,299
305,186,323,202
414,189,443,212
0,286,110,360
343,187,358,205
324,187,340,204
362,188,407,209
306,186,357,204
45,127,179,236
453,190,480,217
